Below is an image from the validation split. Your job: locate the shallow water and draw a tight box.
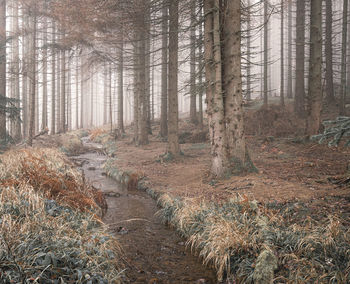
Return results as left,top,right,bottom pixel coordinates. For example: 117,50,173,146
74,144,217,283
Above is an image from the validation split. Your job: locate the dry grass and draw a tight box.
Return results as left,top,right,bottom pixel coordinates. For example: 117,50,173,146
157,194,350,283
90,128,108,141
0,148,124,283
0,148,105,215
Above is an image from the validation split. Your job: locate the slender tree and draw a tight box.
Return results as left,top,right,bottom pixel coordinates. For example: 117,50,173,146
325,0,335,103
160,0,168,138
0,0,6,142
167,0,180,156
306,0,322,135
287,0,293,99
189,0,197,124
340,0,348,114
118,35,124,133
28,5,37,146
294,0,305,116
280,0,285,107
51,22,56,134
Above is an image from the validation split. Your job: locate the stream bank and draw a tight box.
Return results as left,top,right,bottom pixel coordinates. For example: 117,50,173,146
73,141,217,283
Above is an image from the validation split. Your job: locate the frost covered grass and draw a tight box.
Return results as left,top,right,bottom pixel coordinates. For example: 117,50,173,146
0,148,124,283
157,194,350,283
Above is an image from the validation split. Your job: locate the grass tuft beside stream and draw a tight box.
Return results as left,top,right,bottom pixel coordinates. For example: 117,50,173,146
157,194,350,283
0,148,124,283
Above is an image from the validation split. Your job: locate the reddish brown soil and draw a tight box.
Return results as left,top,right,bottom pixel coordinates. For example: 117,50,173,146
109,122,350,209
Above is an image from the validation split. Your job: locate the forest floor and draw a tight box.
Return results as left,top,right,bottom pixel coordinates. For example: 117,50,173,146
97,118,350,222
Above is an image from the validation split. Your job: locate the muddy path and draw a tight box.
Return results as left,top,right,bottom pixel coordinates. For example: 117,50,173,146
72,141,217,283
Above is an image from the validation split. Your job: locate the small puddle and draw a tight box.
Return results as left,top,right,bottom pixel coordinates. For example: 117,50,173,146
73,141,217,283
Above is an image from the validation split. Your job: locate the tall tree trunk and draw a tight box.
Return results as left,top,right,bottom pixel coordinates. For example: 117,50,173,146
67,59,71,131
198,0,203,128
90,65,93,127
160,0,168,138
263,0,268,107
287,0,293,99
189,0,197,124
325,0,335,103
340,0,348,114
280,0,285,107
167,0,180,156
145,2,152,135
80,54,84,129
12,1,20,140
306,0,322,135
138,25,148,145
22,13,28,138
42,13,48,131
60,49,66,132
247,0,252,101
223,0,248,168
28,9,36,146
294,0,305,116
133,36,139,143
118,36,124,133
75,55,79,129
56,35,61,133
0,0,6,141
109,63,113,132
50,22,56,135
103,63,108,125
204,0,227,176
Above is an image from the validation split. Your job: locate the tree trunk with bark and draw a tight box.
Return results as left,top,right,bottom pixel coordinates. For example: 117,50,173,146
190,0,197,124
167,0,180,156
0,0,6,142
118,35,124,133
204,0,255,178
51,22,56,134
160,0,168,138
325,0,335,104
306,0,322,135
28,9,37,146
294,0,305,117
340,0,348,114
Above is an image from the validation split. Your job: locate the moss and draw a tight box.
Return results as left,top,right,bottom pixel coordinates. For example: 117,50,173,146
253,249,277,284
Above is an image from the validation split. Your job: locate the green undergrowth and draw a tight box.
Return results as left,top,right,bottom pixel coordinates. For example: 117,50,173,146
0,148,124,283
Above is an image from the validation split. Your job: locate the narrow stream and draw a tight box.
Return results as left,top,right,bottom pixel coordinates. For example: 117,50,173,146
73,141,217,283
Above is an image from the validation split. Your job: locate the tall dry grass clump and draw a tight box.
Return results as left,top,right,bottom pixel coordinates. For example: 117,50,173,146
0,148,124,283
157,194,350,283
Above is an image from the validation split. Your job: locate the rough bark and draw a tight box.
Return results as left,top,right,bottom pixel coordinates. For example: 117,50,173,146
189,0,197,124
287,0,293,99
75,56,79,129
12,0,21,141
294,0,305,116
22,13,28,138
160,0,168,138
325,0,335,104
28,9,36,146
263,0,268,107
247,0,252,101
42,12,48,131
198,0,203,128
50,22,56,134
340,0,348,114
205,0,227,176
118,36,124,133
280,0,285,107
167,0,180,156
60,49,66,133
306,0,322,135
